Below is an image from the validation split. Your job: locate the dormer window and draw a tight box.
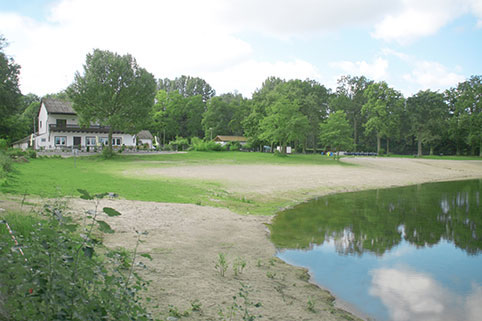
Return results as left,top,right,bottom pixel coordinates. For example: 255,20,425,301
56,119,67,128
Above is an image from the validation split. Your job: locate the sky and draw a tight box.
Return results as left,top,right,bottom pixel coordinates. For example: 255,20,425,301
1,0,481,98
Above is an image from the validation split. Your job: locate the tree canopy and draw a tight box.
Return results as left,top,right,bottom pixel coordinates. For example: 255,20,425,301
319,110,353,158
68,49,156,156
0,35,22,141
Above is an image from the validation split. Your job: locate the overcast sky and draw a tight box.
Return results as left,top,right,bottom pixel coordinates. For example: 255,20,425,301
1,0,481,98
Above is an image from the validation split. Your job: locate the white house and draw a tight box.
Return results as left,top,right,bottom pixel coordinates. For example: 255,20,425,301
136,130,154,149
34,98,138,150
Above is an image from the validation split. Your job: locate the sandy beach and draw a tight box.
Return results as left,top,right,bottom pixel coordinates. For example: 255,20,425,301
67,157,482,320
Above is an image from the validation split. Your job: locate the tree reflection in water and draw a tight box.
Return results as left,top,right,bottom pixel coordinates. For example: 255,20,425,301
270,179,482,256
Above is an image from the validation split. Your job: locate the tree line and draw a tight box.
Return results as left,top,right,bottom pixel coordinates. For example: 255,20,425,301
1,42,481,157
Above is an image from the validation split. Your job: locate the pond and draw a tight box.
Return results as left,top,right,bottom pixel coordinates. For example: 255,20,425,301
270,179,482,321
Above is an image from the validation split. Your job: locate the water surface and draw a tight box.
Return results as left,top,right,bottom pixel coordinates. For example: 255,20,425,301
271,180,482,321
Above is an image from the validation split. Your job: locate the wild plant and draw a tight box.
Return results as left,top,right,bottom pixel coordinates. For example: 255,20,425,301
215,252,229,277
218,282,262,321
233,257,247,277
0,189,153,320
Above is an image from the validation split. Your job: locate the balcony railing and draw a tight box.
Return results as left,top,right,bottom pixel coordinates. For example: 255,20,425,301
49,124,124,134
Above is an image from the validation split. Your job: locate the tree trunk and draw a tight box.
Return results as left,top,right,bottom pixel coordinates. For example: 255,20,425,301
417,132,422,157
386,138,390,155
376,133,381,155
480,140,482,157
108,128,113,155
353,118,358,152
430,146,434,156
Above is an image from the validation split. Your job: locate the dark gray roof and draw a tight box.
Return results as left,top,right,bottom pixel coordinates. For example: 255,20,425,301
42,98,76,114
137,130,153,139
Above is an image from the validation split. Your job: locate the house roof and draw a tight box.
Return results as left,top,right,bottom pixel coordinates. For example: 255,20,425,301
42,98,76,114
213,135,247,142
137,130,153,139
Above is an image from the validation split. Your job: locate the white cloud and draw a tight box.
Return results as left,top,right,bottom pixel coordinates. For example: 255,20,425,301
205,59,321,97
370,267,481,321
371,0,482,44
330,58,389,81
0,0,254,95
218,0,396,38
403,61,465,91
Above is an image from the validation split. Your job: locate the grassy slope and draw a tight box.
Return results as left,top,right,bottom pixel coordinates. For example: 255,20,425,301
1,152,344,215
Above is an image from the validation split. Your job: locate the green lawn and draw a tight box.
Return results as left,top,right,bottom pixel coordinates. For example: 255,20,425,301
1,152,342,215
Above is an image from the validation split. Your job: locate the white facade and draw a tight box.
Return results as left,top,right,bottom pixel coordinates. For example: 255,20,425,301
34,100,138,150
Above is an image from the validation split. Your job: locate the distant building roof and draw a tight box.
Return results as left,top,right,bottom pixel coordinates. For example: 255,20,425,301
42,98,75,114
137,130,153,140
213,135,247,142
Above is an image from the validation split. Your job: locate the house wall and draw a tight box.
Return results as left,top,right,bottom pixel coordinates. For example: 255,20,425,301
138,138,153,148
38,104,49,135
36,132,136,150
35,104,138,150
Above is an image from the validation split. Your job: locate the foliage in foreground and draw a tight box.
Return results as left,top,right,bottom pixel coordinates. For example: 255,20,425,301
0,191,154,321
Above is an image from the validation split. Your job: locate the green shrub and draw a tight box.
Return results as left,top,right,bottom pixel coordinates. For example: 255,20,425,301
191,137,225,151
0,139,7,151
6,148,26,158
27,149,37,159
0,151,12,178
0,193,153,320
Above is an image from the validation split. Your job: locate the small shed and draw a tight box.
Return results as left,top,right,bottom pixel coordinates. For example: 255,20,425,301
137,130,154,148
12,135,34,150
213,135,247,146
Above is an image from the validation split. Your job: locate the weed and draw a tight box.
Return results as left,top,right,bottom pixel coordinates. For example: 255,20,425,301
168,305,190,318
218,282,262,321
256,259,262,267
191,299,202,312
266,271,276,279
0,191,153,320
269,257,276,266
233,257,247,276
307,297,316,313
215,253,229,277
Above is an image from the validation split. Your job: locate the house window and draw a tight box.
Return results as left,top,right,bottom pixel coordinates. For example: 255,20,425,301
40,121,42,129
56,119,67,128
112,137,122,146
99,137,108,145
41,138,46,142
86,137,96,146
55,136,66,146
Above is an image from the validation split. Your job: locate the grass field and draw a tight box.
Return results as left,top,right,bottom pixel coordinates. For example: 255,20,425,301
1,151,344,215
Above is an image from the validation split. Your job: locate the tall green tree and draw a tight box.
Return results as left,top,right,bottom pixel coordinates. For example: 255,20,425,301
319,110,353,159
362,82,404,154
243,77,284,150
151,90,205,142
158,75,215,102
68,49,156,156
259,94,310,154
446,76,482,156
331,75,372,151
202,92,249,138
0,35,22,142
407,90,447,156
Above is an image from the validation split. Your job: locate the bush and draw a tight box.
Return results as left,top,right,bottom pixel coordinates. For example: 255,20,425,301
168,136,189,151
0,192,154,320
0,151,12,178
0,139,7,151
27,149,37,159
101,147,115,159
191,137,226,151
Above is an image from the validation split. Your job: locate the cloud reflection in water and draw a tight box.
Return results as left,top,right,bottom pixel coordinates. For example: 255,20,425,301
370,267,482,321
